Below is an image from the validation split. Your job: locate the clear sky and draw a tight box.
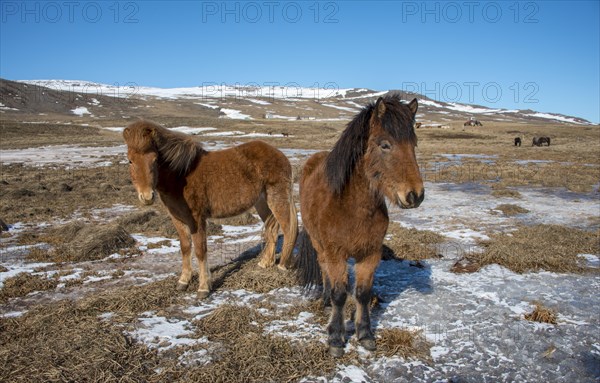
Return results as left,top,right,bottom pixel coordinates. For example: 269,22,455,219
1,1,598,122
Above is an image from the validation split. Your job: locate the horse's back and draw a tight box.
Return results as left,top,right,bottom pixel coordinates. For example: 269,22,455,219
234,140,292,178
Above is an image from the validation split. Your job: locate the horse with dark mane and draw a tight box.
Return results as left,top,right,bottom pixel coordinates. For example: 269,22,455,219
532,136,551,146
123,121,298,298
295,95,424,357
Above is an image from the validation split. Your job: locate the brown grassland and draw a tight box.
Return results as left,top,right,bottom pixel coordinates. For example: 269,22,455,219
0,113,599,381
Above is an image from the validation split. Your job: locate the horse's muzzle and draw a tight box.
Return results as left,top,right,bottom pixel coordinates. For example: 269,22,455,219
138,191,155,206
399,189,424,209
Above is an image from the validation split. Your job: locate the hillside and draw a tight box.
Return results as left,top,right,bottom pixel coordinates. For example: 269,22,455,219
2,79,593,127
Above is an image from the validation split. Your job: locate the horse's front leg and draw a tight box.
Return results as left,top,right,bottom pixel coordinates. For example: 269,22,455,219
170,217,192,291
323,257,348,358
191,219,211,299
354,253,381,351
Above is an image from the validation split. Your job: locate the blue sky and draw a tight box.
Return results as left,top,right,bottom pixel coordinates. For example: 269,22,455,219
1,1,598,122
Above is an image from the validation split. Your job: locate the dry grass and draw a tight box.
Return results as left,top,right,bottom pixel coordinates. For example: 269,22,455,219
0,299,165,383
118,209,223,238
524,302,558,324
470,225,599,273
384,222,445,261
188,303,345,383
215,257,297,293
376,328,432,360
183,333,338,383
494,204,530,216
0,273,59,303
491,188,522,199
26,223,136,263
194,304,268,341
211,211,260,226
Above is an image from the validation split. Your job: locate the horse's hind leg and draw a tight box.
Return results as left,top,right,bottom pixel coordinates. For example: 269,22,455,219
170,217,192,291
255,193,278,268
265,184,298,270
353,252,381,351
191,220,211,299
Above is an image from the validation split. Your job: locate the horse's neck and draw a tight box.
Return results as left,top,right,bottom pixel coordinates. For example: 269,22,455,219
346,160,386,212
155,162,186,193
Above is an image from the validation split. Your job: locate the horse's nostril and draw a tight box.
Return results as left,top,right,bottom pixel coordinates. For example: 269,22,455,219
406,191,416,206
417,190,425,204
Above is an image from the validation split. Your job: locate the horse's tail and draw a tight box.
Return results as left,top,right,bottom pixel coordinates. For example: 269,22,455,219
547,137,551,146
278,190,298,269
294,230,321,290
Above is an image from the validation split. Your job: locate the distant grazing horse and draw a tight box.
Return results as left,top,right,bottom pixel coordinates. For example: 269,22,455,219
532,136,551,146
464,119,483,127
295,96,424,357
514,137,522,146
123,121,298,298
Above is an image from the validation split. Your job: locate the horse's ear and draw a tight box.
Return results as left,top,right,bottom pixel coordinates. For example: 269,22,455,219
376,97,386,118
122,127,130,140
408,98,418,116
143,125,155,139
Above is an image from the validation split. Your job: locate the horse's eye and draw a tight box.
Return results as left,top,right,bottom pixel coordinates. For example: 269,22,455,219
128,160,132,164
379,141,391,151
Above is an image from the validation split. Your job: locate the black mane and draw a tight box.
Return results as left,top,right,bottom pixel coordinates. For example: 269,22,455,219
325,94,417,195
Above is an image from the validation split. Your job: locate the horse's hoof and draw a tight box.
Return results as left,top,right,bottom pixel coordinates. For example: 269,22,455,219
359,338,377,351
329,346,345,358
277,264,288,271
258,260,274,268
176,282,188,291
197,290,210,299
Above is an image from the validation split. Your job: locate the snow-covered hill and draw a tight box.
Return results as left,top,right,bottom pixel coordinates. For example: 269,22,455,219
9,79,595,125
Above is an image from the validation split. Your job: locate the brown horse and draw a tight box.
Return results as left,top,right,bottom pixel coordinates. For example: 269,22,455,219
123,121,298,298
295,95,424,357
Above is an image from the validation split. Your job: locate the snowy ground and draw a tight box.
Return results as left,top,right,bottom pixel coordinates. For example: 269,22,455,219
1,145,599,381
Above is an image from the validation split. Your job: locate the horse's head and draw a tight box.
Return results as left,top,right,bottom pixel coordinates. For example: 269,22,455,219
123,122,158,206
364,97,424,209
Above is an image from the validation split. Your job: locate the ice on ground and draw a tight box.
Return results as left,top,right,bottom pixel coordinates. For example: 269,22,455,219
247,98,271,105
0,261,54,288
264,311,322,340
219,108,252,120
203,131,245,137
195,102,219,109
390,182,600,248
0,102,19,111
0,144,125,167
132,234,179,255
129,313,199,350
329,365,372,383
71,106,91,116
170,126,217,135
321,103,360,113
103,127,125,132
578,254,599,268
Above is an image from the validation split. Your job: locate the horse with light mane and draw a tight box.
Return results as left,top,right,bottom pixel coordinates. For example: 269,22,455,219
123,121,298,298
295,95,424,357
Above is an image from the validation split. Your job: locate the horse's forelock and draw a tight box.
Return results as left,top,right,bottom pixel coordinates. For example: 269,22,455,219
325,95,417,194
124,121,202,174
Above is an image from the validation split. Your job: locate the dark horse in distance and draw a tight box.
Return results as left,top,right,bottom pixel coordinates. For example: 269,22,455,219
514,137,522,146
295,95,424,357
532,136,551,146
123,121,298,298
